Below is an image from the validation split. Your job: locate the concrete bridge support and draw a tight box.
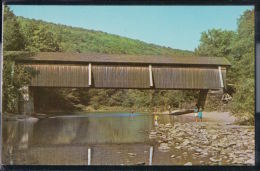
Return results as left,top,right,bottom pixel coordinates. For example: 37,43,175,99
18,86,34,115
197,89,209,110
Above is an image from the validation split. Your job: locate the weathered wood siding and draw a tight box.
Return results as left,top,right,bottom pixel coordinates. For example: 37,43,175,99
153,66,221,89
92,65,150,88
23,64,89,87
23,64,226,89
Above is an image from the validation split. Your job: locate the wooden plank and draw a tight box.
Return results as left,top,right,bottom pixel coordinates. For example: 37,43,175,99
153,66,221,89
92,65,150,88
89,63,92,86
149,65,153,87
218,66,224,88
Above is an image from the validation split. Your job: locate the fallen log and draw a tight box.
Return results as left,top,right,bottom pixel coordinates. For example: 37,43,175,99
170,109,194,115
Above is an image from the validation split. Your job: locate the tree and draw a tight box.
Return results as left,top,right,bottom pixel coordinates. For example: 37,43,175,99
3,6,25,51
195,29,236,57
231,10,254,60
22,22,61,52
230,10,255,124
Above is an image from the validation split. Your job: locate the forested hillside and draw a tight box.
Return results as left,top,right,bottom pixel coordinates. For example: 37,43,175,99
16,16,193,56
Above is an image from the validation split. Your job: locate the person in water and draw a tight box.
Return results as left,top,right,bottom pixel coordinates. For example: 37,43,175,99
198,108,203,122
130,110,134,118
154,114,159,126
153,108,159,126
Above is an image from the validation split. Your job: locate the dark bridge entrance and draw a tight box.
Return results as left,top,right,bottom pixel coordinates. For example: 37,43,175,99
16,52,231,113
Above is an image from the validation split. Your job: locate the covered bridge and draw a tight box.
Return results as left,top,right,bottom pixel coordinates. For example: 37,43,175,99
17,52,230,89
16,52,231,113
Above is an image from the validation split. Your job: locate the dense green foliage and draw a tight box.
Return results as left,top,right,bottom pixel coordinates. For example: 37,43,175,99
21,21,61,52
3,6,37,112
17,17,193,56
3,6,25,51
195,29,236,57
3,51,36,112
195,10,254,124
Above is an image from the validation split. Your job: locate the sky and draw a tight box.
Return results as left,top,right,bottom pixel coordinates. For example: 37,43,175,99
10,5,253,51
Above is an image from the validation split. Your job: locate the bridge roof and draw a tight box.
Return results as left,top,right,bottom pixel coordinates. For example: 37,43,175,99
17,52,231,66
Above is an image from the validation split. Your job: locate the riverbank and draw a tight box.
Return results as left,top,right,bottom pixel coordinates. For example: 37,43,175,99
149,122,255,165
3,110,237,124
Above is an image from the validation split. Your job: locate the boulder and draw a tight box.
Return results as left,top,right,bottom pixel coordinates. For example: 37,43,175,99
184,162,192,166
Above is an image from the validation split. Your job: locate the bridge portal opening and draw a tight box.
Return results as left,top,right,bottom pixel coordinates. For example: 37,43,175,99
30,87,201,114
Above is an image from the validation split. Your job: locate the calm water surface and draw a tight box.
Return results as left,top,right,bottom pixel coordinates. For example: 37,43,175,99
2,112,193,165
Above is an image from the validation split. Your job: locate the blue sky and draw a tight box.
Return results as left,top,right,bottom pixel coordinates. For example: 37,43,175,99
10,5,253,51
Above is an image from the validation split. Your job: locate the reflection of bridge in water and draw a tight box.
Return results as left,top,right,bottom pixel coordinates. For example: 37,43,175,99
2,113,195,165
15,52,231,113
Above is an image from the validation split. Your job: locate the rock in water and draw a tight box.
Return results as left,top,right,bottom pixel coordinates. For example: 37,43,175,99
158,143,170,152
184,162,192,166
170,155,175,158
245,159,254,165
182,139,191,146
165,123,172,128
136,162,145,165
209,157,222,162
149,131,157,139
175,146,181,150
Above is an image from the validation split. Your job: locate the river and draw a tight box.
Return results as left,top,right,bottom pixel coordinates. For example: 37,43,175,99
2,112,254,165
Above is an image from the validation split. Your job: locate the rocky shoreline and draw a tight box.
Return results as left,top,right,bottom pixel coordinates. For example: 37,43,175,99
149,122,255,165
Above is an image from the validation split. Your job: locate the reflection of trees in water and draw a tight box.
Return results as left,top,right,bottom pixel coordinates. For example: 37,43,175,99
31,118,85,145
19,119,35,150
5,121,18,164
3,119,36,164
74,116,154,144
29,115,154,145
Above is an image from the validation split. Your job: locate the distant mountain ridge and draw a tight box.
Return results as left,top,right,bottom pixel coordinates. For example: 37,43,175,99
17,16,194,56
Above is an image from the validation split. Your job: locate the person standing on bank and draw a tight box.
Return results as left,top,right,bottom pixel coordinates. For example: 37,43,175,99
168,105,171,114
194,104,199,122
198,108,203,122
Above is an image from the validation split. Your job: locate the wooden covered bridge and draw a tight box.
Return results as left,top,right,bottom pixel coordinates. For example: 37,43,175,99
16,52,231,113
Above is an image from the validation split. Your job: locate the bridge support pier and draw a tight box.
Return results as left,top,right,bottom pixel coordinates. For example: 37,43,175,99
18,86,34,115
197,89,209,109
